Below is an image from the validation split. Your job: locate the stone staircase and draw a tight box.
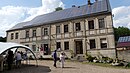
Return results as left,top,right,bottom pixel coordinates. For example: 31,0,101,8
71,54,87,62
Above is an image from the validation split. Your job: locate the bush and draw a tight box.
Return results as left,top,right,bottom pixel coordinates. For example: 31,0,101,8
86,55,95,62
125,62,130,68
69,50,75,58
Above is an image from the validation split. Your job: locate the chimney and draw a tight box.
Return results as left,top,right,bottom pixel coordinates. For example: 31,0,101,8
88,0,91,6
72,5,76,7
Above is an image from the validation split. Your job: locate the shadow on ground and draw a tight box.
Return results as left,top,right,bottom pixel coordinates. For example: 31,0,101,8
56,66,78,69
2,65,51,73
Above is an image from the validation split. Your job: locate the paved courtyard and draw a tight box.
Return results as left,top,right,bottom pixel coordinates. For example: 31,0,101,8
2,60,130,73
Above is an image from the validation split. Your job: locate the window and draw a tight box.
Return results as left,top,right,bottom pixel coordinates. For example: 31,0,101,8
99,18,105,29
64,24,68,33
89,39,96,49
100,38,107,48
88,20,94,29
56,42,61,50
26,30,29,38
11,33,14,40
15,33,19,39
32,45,36,51
64,42,69,50
44,28,48,36
32,30,36,37
56,26,60,34
75,23,81,31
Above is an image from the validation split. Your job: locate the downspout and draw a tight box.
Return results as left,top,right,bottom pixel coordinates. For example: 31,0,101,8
84,19,87,56
49,25,51,54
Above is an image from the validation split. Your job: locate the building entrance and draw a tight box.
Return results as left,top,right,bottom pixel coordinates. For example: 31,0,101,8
44,44,48,55
75,41,83,54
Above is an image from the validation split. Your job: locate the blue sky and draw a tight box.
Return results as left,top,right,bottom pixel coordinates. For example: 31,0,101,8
0,0,130,37
0,0,130,8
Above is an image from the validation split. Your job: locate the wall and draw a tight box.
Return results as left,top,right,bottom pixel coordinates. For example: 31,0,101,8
88,49,116,58
117,50,130,62
7,14,116,58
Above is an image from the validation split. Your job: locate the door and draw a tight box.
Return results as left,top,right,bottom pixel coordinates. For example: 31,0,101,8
44,44,48,55
75,41,83,54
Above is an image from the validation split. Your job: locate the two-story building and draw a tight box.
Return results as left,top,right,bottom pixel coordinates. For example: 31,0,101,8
6,0,116,58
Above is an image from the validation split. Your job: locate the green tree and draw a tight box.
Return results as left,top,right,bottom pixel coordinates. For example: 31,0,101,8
0,37,6,42
114,26,130,42
55,7,63,11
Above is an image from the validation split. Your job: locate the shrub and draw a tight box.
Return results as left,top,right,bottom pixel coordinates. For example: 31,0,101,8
125,62,130,68
69,50,75,58
86,55,95,62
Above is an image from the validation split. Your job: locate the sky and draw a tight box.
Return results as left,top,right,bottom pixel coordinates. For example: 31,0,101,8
0,0,130,37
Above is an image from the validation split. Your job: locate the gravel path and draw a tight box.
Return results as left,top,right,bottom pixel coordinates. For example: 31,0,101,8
2,60,130,73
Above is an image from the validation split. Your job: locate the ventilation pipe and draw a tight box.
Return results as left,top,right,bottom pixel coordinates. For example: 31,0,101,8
88,0,92,6
72,5,76,7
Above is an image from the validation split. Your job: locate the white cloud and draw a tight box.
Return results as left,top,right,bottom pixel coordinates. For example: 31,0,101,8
0,6,29,37
0,0,64,37
24,0,64,21
112,6,130,28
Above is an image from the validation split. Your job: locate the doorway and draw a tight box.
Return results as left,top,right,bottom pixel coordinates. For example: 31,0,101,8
44,44,48,55
75,41,83,54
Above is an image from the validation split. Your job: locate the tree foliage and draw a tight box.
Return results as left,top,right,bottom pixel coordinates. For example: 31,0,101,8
55,7,63,11
114,26,130,41
0,37,6,42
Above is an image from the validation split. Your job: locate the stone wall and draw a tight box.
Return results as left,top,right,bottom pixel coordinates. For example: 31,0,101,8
87,49,116,59
117,50,130,62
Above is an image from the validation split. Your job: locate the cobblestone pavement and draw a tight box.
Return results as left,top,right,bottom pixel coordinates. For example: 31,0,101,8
2,60,130,73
